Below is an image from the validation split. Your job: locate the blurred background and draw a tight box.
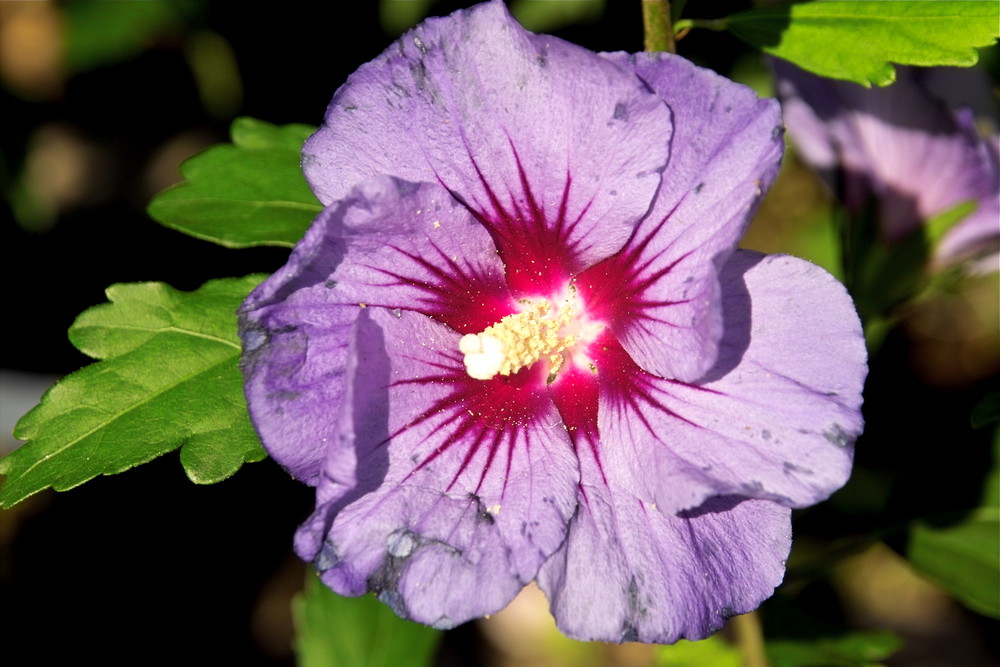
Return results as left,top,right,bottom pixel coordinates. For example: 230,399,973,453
1,1,997,665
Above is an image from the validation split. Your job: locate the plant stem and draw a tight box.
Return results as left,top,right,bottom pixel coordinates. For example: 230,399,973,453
733,611,769,667
642,0,675,53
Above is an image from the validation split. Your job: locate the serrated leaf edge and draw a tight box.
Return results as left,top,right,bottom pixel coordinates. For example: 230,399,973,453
6,349,238,489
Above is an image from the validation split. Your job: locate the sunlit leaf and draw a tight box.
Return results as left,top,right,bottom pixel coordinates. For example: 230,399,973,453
0,276,267,508
148,117,321,248
727,1,999,87
295,574,440,667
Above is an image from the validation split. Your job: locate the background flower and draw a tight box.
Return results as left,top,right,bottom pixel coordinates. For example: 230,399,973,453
239,1,866,644
774,59,1000,272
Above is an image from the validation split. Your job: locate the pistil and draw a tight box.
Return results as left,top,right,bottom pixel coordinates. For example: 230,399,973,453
459,298,575,380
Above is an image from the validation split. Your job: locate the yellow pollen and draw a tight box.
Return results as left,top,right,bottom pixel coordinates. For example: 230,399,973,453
459,298,575,380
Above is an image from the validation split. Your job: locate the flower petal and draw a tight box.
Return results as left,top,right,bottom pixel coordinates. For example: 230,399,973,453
239,208,360,484
238,174,512,482
596,251,866,514
311,176,513,333
537,433,790,643
303,0,673,295
582,53,784,382
297,307,579,627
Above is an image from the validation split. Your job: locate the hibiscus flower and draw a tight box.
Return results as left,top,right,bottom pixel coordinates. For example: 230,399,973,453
774,59,1000,273
239,1,866,643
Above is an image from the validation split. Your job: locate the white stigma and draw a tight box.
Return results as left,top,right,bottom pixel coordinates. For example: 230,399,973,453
458,332,507,380
459,298,575,380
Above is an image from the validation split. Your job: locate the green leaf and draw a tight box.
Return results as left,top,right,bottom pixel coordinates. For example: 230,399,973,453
766,630,902,667
760,596,902,667
840,199,928,326
656,635,742,667
726,1,1000,87
908,507,1000,618
924,199,978,249
294,574,440,667
906,430,1000,618
0,276,267,508
148,117,322,248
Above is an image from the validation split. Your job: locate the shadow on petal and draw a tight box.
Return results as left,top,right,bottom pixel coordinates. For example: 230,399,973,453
294,308,392,565
678,493,750,519
698,250,760,383
333,308,392,513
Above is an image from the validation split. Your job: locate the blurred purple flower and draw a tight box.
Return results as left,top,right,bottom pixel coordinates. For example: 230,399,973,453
774,60,1000,272
239,1,866,643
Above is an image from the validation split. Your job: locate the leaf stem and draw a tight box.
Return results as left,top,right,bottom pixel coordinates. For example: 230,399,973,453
733,611,769,667
673,17,729,33
642,0,676,53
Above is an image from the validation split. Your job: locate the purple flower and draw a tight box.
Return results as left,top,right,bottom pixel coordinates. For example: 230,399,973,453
774,60,1000,272
239,1,866,643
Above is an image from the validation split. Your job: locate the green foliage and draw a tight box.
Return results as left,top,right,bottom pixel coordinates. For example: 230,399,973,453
295,574,440,667
908,509,1000,618
839,201,920,329
971,392,1000,429
64,0,186,73
377,0,604,35
148,118,322,248
725,1,999,87
655,635,742,666
184,30,244,120
379,0,435,35
923,199,978,249
906,432,1000,618
766,630,902,667
0,276,267,508
511,0,604,33
837,197,981,339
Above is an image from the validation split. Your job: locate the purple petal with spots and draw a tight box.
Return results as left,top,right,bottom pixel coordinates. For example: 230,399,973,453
583,53,784,382
307,176,514,333
240,174,517,484
537,432,790,644
302,0,673,295
596,251,864,514
297,307,578,627
239,207,360,485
